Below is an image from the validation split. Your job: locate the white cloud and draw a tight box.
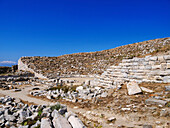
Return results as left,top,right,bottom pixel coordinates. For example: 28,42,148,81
0,61,17,64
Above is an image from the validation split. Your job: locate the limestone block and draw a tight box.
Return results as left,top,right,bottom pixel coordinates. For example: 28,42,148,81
41,118,52,128
159,70,170,76
122,73,128,78
161,63,167,70
163,76,170,83
149,56,158,61
142,79,152,83
138,66,145,70
167,63,170,69
132,62,139,66
145,55,152,61
140,87,153,93
152,65,161,70
68,115,86,128
142,61,149,66
126,81,142,95
145,98,167,106
164,55,170,60
120,69,129,73
52,112,72,128
122,59,130,63
133,57,141,62
149,61,155,65
158,56,165,62
145,66,152,70
107,69,113,71
154,76,163,81
131,75,145,80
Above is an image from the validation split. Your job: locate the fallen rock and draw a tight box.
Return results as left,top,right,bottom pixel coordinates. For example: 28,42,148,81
143,125,153,128
52,111,72,128
140,87,154,93
165,86,170,91
107,117,116,122
68,115,86,128
41,117,52,128
14,89,21,92
145,98,167,106
126,81,142,95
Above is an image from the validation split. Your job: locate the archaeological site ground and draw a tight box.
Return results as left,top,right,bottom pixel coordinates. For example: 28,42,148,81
0,37,170,128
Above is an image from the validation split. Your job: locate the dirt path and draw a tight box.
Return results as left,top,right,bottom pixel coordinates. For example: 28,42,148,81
0,85,51,105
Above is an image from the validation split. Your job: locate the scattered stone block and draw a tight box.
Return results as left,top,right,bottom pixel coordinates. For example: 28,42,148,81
107,117,116,122
126,81,142,95
143,125,153,128
52,111,72,128
68,115,86,128
41,118,52,128
165,86,170,91
14,89,21,92
145,98,167,106
140,87,153,93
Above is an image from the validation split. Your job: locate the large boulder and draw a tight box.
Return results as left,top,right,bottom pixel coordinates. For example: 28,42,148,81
126,81,142,95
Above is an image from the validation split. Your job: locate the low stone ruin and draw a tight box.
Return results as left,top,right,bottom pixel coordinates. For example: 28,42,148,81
30,84,110,103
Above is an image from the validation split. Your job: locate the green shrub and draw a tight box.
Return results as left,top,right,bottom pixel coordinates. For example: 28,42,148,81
50,104,61,111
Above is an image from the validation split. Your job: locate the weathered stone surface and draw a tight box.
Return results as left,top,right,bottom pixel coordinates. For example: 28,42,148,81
165,86,170,91
140,87,153,93
107,117,116,122
145,98,167,106
41,118,52,128
126,81,142,95
143,125,153,128
52,111,72,128
68,115,86,128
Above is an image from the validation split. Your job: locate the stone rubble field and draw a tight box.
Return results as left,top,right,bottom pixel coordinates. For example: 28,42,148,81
0,68,170,128
0,95,86,128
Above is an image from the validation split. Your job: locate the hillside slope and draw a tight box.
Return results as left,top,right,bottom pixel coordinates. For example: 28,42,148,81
20,37,170,78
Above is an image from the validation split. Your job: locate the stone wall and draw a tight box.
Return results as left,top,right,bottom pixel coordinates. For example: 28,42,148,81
92,55,170,88
18,58,47,79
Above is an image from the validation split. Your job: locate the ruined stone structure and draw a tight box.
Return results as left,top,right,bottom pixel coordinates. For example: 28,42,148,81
18,38,170,79
18,58,47,79
92,55,170,87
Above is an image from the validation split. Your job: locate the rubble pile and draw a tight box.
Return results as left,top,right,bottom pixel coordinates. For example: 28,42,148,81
30,84,110,102
0,96,86,128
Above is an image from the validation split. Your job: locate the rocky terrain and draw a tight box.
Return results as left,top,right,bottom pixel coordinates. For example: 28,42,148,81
0,95,86,128
19,38,170,78
1,73,169,128
0,37,170,128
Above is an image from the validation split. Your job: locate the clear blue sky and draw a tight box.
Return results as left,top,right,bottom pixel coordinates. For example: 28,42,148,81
0,0,170,66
